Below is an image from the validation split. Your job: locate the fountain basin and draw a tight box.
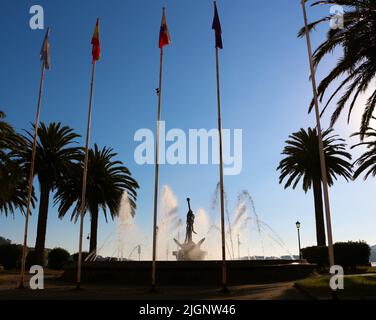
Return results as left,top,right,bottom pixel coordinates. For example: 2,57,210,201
63,260,316,285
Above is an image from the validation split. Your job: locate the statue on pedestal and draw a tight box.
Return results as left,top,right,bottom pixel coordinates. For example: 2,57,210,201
173,198,207,261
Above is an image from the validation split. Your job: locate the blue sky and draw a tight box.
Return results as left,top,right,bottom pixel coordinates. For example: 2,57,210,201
0,0,375,259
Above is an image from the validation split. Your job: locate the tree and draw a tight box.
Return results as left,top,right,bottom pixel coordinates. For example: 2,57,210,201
22,122,81,265
352,125,376,179
299,0,376,138
54,144,139,253
48,248,71,270
277,128,352,246
0,111,32,215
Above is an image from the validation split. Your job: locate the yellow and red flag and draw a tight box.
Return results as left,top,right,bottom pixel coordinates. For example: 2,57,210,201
40,27,51,69
159,8,171,49
91,19,101,62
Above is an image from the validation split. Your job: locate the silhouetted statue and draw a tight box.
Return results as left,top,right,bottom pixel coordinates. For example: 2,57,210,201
185,198,197,243
173,198,206,261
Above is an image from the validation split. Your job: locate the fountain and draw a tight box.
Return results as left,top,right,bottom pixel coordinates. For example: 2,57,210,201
63,186,316,285
172,198,207,261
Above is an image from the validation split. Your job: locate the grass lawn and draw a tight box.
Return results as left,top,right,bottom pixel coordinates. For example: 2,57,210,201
296,274,376,299
366,266,376,273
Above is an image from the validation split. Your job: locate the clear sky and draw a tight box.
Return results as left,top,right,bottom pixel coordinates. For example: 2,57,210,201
0,0,375,259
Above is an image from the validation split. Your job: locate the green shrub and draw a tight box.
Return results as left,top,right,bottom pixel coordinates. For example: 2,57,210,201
26,250,48,268
301,246,328,267
71,252,90,262
334,241,370,267
48,248,71,270
302,241,371,268
0,244,22,270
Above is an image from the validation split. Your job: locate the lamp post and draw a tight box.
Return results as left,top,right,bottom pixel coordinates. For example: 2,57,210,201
296,221,302,260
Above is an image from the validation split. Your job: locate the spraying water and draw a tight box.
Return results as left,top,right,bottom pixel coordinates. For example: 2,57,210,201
89,191,149,261
209,186,294,260
157,186,180,260
116,192,134,261
91,185,293,261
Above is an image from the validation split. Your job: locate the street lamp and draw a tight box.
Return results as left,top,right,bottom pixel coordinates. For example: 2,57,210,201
296,221,302,260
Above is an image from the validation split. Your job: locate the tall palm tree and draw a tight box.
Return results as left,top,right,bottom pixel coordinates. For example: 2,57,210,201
54,144,139,253
352,125,376,179
22,122,81,265
298,0,376,138
0,111,32,215
277,128,352,246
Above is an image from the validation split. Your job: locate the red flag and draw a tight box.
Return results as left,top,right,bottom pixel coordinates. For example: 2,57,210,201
159,8,171,49
91,19,101,62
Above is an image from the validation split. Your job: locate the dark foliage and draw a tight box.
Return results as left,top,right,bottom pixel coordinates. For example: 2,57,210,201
0,244,22,270
48,248,71,270
302,241,371,267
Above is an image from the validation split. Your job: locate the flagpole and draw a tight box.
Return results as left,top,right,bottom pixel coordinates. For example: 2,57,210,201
19,63,46,289
215,45,228,293
76,61,96,289
301,0,335,267
151,46,164,292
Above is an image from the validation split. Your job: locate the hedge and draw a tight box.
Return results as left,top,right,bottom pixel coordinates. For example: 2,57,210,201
26,250,48,268
0,244,22,270
48,248,71,270
302,241,371,268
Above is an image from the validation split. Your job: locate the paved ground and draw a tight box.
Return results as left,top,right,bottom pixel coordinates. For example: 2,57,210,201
0,272,307,300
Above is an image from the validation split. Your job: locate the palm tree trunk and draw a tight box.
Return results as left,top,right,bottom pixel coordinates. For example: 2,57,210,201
34,182,51,266
312,177,326,246
89,206,99,254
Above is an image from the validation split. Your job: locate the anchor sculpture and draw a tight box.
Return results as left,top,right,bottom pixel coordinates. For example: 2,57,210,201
173,198,207,261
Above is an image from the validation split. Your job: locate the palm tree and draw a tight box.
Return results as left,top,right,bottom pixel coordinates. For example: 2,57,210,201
0,111,23,155
54,144,139,253
22,122,81,265
298,0,376,138
277,128,352,246
352,125,376,179
0,111,32,215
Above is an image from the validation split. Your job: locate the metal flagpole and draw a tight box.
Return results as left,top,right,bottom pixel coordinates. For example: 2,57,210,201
76,61,96,289
151,46,164,291
300,0,335,267
215,45,228,293
19,63,46,288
